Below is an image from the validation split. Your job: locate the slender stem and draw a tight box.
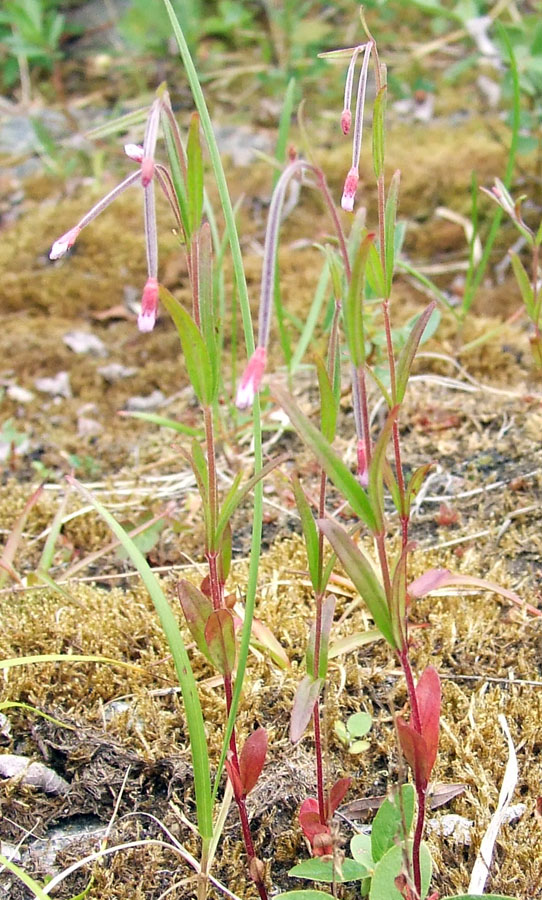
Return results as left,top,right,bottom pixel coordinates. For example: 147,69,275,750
313,694,327,825
412,784,426,900
204,407,217,552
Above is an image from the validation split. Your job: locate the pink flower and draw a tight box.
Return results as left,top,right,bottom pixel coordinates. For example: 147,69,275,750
138,277,159,332
341,167,359,212
141,157,155,187
49,226,81,260
236,346,267,409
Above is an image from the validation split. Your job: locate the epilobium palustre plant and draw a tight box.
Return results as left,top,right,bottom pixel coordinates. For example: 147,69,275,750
48,2,522,899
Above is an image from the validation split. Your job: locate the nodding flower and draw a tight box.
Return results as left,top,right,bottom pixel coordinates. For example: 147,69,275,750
138,277,159,333
235,346,267,410
50,225,81,260
49,169,141,262
341,167,359,213
340,42,372,213
49,97,164,332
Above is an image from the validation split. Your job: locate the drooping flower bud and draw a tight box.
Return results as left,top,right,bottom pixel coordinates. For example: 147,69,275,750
235,346,267,409
138,277,159,332
50,226,81,260
341,167,359,212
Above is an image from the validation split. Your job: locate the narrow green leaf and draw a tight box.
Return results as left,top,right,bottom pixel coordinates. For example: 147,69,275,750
197,223,218,395
273,77,296,189
0,856,50,900
274,386,378,533
292,475,320,593
509,251,535,317
305,594,336,679
318,519,396,648
372,85,386,179
177,579,213,662
405,462,433,517
160,286,214,406
219,522,232,583
204,608,236,676
187,112,204,235
395,302,437,403
368,406,398,534
328,628,382,658
367,241,386,299
314,353,338,444
384,170,400,295
119,410,202,438
66,477,213,840
344,233,374,367
187,440,209,517
215,455,282,546
290,674,324,743
161,106,190,242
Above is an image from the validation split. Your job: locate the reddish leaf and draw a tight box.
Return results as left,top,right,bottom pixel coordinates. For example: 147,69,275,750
239,727,268,796
396,717,429,790
299,798,332,857
290,674,324,743
327,777,351,817
416,666,441,777
204,608,236,676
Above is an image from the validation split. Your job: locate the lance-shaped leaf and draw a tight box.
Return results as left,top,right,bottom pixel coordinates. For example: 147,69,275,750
416,665,441,777
160,286,215,407
274,386,377,533
187,112,203,236
390,543,410,650
395,301,437,404
218,521,232,584
315,353,338,444
344,233,374,367
197,223,218,394
177,580,213,662
384,169,399,295
160,97,190,242
305,594,336,679
404,462,434,518
327,776,351,818
290,674,324,743
214,455,283,548
368,405,398,535
292,475,320,593
239,727,268,795
204,608,236,676
408,567,537,615
317,519,396,648
367,240,386,299
397,666,441,791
